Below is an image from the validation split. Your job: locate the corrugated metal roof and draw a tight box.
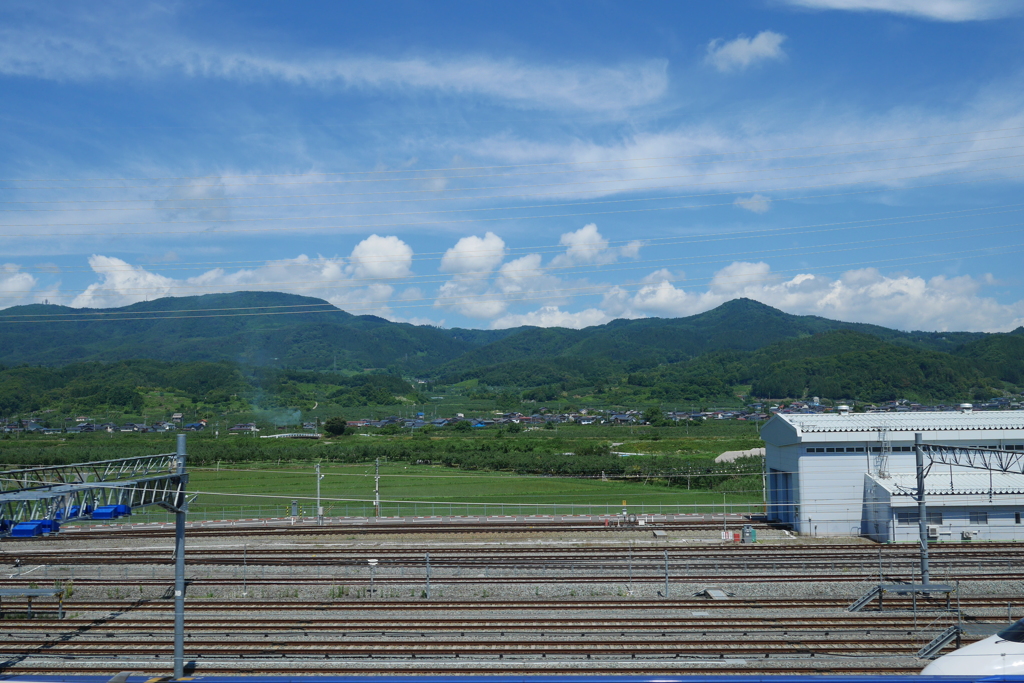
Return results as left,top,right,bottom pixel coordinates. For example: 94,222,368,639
778,410,1024,434
871,470,1024,496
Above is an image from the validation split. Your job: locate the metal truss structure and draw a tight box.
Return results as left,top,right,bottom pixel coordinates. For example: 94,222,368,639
921,443,1024,475
1,437,190,679
0,452,187,527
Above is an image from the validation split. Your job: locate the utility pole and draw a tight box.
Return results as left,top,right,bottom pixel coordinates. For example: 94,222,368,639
173,434,189,680
316,463,324,526
374,458,380,517
915,432,931,586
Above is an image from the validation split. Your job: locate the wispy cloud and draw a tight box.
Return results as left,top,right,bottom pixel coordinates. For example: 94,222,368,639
735,194,773,213
780,0,1023,22
706,31,787,73
0,9,667,112
463,72,1024,205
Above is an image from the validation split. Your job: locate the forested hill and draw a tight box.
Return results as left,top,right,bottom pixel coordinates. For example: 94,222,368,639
0,292,987,373
0,292,513,373
0,292,1019,407
434,297,985,379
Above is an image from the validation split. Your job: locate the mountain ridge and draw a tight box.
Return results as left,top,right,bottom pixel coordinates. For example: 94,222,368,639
0,292,996,373
0,292,1016,409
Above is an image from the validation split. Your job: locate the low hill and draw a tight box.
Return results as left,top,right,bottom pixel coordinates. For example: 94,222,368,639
604,330,999,404
0,292,511,373
953,329,1024,384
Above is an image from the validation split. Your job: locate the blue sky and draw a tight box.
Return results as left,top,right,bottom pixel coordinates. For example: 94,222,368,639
2,0,1024,332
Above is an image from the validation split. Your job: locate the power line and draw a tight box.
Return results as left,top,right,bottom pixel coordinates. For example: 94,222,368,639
3,124,1022,183
4,216,1021,304
3,162,1023,239
4,240,1019,321
5,139,1024,208
11,201,1023,275
4,151,1024,227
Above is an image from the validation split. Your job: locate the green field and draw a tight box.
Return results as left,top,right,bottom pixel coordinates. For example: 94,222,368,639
167,461,763,520
2,425,766,523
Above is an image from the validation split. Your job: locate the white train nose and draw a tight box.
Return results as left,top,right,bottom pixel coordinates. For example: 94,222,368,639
922,619,1024,676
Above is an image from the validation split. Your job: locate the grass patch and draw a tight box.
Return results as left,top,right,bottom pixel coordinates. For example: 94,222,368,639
136,460,763,520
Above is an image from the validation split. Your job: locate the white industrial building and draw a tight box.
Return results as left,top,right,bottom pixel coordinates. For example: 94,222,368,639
863,470,1024,543
760,409,1024,539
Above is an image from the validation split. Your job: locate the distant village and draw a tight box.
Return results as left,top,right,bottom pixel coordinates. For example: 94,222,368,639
4,395,1021,436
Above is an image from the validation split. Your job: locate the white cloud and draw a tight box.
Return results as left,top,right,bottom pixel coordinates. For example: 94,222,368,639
496,254,560,294
706,31,787,73
347,234,413,279
551,224,642,267
620,240,645,259
552,223,613,266
73,256,179,308
709,261,777,294
439,232,506,274
734,194,772,213
326,283,397,319
490,305,610,330
780,0,1023,21
0,264,41,308
67,241,416,317
435,232,509,318
0,10,667,112
466,70,1024,206
434,278,508,319
606,261,1024,331
642,269,679,284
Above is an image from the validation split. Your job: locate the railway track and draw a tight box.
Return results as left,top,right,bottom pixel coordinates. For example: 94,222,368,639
9,541,1022,568
7,557,1016,573
0,636,982,657
0,616,985,631
0,665,926,675
24,597,1009,611
18,521,775,540
0,571,1017,585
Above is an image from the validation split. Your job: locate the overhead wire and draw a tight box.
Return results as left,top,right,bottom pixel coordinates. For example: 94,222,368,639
3,162,1024,239
12,201,1024,275
1,126,1021,326
4,239,1019,322
3,150,1024,229
2,209,1021,303
3,123,1022,183
5,136,1024,209
7,218,1024,303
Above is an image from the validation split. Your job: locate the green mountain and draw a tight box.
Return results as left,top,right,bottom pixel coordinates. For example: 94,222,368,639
0,292,512,373
434,298,988,384
0,292,1015,411
952,329,1024,384
575,329,999,405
